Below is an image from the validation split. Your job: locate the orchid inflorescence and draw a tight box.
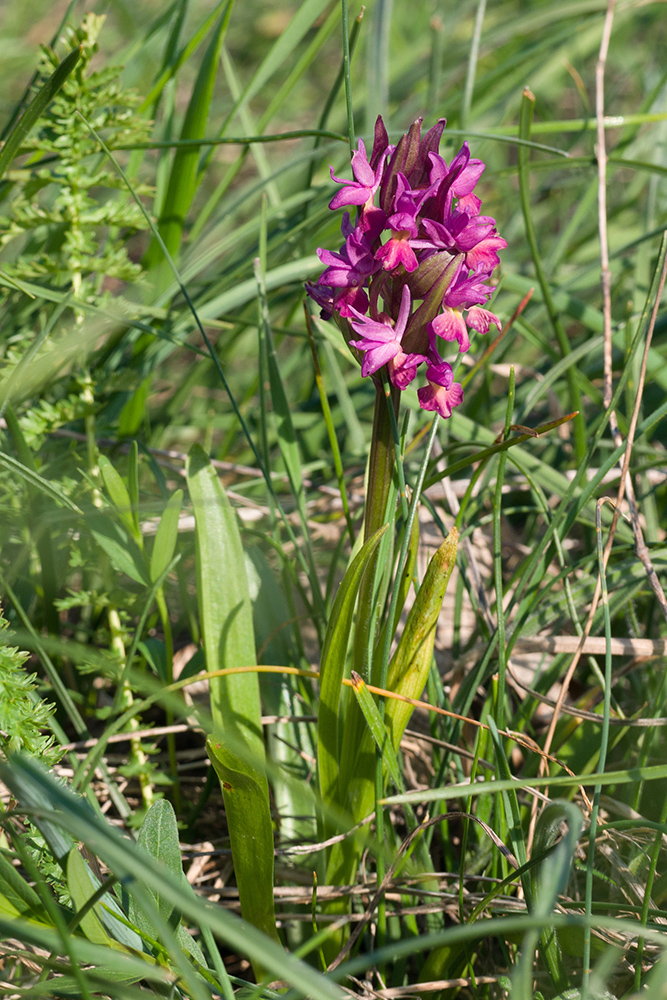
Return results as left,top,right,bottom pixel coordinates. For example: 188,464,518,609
307,116,506,418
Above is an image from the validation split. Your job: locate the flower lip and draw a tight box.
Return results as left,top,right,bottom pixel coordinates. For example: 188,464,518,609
347,284,413,377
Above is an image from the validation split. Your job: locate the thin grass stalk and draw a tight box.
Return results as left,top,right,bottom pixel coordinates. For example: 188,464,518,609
222,49,280,208
525,235,667,838
366,0,391,129
596,0,617,423
493,368,514,732
303,8,363,211
503,454,605,691
634,794,667,988
253,256,327,637
501,232,667,642
340,0,355,150
517,87,586,463
582,499,615,998
372,413,439,959
461,0,487,130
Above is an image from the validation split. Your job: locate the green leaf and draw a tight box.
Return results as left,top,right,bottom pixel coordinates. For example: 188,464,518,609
0,46,81,183
224,0,331,120
2,756,338,995
0,851,42,919
348,671,404,794
206,735,281,967
532,800,583,914
118,376,151,438
140,0,231,111
150,489,183,583
187,445,279,974
317,524,389,813
177,922,207,967
127,440,140,535
7,762,143,951
0,889,54,932
255,259,304,514
130,799,183,936
87,510,150,586
186,444,261,751
513,800,583,996
384,528,458,749
0,451,81,513
99,456,136,537
67,847,114,946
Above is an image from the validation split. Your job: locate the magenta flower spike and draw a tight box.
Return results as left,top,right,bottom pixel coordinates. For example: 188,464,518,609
307,114,505,419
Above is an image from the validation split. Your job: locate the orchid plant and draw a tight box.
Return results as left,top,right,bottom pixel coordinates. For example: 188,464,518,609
304,117,507,956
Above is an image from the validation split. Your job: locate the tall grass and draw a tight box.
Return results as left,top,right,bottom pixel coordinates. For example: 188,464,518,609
0,0,667,998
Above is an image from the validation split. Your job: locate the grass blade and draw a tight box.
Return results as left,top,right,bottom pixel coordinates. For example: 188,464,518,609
206,735,281,963
145,2,234,290
1,755,346,999
0,46,81,183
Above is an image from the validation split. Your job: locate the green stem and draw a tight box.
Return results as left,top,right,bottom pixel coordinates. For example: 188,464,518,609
582,501,614,998
365,380,400,541
353,380,399,681
493,368,515,732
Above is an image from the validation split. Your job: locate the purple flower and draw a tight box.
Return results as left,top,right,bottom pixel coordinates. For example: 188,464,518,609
328,138,385,212
465,229,507,272
444,265,497,309
467,305,501,334
388,349,427,389
429,309,470,355
316,229,378,289
348,284,424,384
428,265,501,355
430,143,485,196
376,174,420,273
380,117,447,212
308,114,506,419
417,361,464,418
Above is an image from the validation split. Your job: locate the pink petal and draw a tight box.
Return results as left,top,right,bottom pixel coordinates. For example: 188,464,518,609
376,238,419,273
430,309,470,353
466,306,500,334
360,340,401,376
418,380,464,419
388,350,427,389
